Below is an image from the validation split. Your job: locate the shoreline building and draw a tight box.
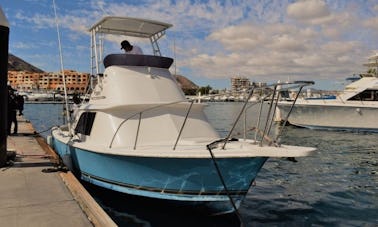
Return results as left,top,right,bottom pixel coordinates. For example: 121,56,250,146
231,77,251,92
8,70,89,94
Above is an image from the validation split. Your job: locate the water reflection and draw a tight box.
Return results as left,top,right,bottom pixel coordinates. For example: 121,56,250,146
83,182,241,227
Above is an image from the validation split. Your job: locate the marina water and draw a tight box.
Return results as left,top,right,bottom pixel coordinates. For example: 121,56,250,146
24,102,377,226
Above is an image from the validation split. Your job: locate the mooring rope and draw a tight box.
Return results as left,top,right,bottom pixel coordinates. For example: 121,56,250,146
206,141,245,227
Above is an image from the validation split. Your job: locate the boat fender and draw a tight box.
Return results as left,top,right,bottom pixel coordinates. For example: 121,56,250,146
147,67,153,78
47,135,53,146
355,108,362,115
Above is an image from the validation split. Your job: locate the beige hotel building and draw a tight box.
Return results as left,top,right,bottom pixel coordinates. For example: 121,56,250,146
8,70,89,94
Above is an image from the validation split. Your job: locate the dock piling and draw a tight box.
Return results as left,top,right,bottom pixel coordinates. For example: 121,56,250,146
0,7,10,167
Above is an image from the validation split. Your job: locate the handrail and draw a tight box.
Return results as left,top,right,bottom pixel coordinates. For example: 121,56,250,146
259,85,277,146
254,99,264,142
221,85,256,149
108,99,196,149
221,80,314,148
134,112,142,150
274,84,306,143
173,100,195,150
219,80,315,149
242,93,270,141
266,87,281,139
107,80,314,150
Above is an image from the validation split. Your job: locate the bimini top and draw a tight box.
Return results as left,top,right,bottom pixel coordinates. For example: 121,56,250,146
89,16,172,38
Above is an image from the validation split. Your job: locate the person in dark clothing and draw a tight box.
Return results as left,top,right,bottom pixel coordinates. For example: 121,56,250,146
16,94,24,116
120,40,143,55
7,86,18,135
69,93,81,118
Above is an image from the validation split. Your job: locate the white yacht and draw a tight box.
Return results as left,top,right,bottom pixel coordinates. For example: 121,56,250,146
278,53,378,132
21,91,64,102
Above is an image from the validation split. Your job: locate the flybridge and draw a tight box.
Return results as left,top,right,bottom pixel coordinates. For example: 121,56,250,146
89,16,173,75
89,16,172,38
363,53,378,77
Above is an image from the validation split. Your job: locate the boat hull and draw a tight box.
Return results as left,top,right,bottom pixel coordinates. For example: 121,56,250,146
51,136,267,214
278,102,378,132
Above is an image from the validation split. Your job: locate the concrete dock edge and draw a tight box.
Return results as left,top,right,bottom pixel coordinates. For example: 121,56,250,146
37,135,117,227
2,116,117,227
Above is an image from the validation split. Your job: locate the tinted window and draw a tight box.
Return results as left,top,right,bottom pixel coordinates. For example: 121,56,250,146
348,90,378,101
75,112,96,135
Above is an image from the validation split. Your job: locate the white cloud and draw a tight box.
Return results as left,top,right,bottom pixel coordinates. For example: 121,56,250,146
208,25,266,51
287,0,330,22
363,17,378,30
186,15,368,80
14,12,54,30
320,41,361,55
12,42,36,50
7,0,378,87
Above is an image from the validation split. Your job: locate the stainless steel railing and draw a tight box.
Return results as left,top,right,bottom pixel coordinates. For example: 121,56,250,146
209,80,314,150
108,99,195,149
108,80,314,150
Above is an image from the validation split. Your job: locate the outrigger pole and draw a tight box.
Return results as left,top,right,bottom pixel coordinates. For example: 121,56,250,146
0,7,9,167
52,0,71,131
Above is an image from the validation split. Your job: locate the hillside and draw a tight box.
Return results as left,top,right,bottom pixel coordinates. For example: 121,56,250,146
8,53,44,73
174,74,199,95
175,75,198,89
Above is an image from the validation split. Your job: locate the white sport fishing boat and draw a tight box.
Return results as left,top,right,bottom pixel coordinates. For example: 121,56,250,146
278,53,378,132
49,16,315,214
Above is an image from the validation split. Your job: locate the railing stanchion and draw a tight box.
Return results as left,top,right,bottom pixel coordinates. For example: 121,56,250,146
222,86,255,149
134,112,142,150
275,84,306,142
255,97,264,142
173,100,194,150
260,85,277,146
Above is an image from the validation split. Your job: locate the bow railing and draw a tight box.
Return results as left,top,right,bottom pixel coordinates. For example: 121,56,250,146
108,80,314,150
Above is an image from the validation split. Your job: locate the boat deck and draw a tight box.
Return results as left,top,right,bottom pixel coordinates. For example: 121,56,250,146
54,129,316,158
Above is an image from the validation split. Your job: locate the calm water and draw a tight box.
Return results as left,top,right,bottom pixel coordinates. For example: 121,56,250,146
24,102,378,226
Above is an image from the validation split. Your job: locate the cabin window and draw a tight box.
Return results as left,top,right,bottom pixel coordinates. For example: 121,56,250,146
348,90,378,101
75,112,96,135
280,90,290,99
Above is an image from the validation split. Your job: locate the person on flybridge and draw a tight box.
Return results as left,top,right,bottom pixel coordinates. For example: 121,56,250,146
120,40,143,55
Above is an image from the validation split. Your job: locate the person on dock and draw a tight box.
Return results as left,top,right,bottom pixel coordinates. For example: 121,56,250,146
16,93,24,116
7,85,18,135
121,40,143,55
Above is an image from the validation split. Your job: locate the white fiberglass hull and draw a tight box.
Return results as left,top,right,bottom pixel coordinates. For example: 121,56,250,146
278,101,378,132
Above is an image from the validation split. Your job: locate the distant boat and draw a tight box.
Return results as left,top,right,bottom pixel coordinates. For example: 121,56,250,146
49,16,315,214
277,53,378,132
19,91,64,102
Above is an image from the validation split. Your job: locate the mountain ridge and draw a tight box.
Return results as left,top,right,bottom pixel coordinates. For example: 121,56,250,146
8,53,44,73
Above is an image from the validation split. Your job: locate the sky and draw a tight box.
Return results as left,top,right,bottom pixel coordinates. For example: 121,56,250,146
1,0,378,90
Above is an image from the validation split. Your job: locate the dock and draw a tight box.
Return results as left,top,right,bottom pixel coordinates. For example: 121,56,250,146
0,117,116,226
